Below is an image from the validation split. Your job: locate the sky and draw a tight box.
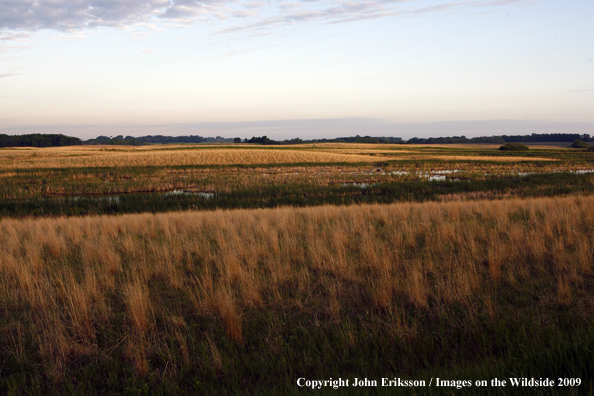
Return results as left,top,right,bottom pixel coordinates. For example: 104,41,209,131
0,0,593,140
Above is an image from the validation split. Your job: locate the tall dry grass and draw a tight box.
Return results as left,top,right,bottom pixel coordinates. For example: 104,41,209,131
0,146,389,169
1,195,593,378
0,145,558,170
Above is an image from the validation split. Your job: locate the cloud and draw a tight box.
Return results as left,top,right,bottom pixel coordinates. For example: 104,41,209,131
0,32,32,54
215,0,533,34
0,68,21,78
0,0,168,30
482,0,527,6
0,0,532,34
0,31,31,41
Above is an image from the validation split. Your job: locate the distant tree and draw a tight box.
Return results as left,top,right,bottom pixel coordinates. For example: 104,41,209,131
234,137,242,144
246,136,278,145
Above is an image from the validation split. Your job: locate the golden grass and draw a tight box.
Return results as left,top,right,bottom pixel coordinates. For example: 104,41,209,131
0,146,392,169
306,148,419,154
283,142,565,150
1,195,593,377
0,144,558,170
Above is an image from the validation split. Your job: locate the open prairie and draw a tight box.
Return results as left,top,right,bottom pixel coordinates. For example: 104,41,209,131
4,0,593,393
1,143,594,395
0,144,560,170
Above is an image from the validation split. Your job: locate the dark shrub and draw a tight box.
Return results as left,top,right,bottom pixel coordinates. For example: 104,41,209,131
499,143,529,151
571,140,590,149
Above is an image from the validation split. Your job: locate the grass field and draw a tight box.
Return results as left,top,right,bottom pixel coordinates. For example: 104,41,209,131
0,144,562,170
0,147,391,169
1,143,594,395
0,143,592,218
1,195,594,394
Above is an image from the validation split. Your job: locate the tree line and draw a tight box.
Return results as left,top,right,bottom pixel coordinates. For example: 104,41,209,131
244,133,592,145
0,134,82,147
404,133,591,145
85,135,235,145
0,133,591,147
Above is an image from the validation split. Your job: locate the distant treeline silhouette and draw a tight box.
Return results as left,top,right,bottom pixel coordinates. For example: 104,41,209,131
0,133,591,147
86,135,234,145
0,134,82,147
83,134,404,146
245,133,591,145
241,135,404,145
405,133,591,145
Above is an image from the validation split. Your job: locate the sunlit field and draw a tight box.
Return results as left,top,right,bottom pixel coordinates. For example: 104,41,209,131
0,146,389,169
0,143,559,170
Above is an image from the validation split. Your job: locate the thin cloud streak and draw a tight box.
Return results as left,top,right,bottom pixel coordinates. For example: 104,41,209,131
0,0,533,34
216,0,532,34
0,32,31,41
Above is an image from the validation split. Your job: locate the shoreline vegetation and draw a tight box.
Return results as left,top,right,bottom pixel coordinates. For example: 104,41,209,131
1,196,594,394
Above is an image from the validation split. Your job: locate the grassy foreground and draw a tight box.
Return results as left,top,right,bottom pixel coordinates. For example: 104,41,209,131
1,196,594,394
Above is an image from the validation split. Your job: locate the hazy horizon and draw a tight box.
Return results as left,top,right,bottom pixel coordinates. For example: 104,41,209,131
2,118,594,141
1,0,593,140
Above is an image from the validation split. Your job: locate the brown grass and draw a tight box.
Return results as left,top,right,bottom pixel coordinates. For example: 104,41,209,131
1,195,594,377
0,144,559,170
0,146,390,169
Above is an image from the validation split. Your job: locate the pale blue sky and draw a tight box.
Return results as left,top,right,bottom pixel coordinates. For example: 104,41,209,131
1,0,593,139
